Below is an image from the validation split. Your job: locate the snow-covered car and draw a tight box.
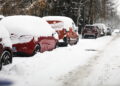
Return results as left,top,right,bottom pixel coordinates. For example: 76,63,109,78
82,25,100,38
93,23,107,36
106,27,112,35
0,15,58,56
43,16,79,46
0,25,12,70
113,29,120,34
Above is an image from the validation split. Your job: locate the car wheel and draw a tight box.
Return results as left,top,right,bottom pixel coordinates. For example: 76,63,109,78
74,38,79,44
1,51,12,65
94,35,97,39
82,36,84,39
63,37,69,46
0,58,2,70
33,44,40,55
55,41,59,48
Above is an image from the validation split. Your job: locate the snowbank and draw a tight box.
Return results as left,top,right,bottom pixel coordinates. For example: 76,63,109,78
0,35,114,86
0,15,55,37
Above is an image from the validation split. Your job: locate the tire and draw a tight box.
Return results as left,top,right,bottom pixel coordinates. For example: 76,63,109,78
94,35,97,39
74,38,79,44
82,36,84,39
32,44,40,56
1,51,12,65
82,34,85,39
0,58,2,70
63,37,69,46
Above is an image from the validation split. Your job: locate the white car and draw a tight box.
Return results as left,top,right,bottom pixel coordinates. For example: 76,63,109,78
113,29,120,33
93,23,107,36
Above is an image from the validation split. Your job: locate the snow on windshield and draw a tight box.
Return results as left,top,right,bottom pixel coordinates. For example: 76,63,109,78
10,34,34,44
43,16,77,31
0,15,55,37
0,25,12,48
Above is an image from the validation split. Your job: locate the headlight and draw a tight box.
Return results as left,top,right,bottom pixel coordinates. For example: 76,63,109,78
52,32,59,40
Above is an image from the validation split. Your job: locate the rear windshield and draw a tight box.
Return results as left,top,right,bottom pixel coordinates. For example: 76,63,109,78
85,26,95,29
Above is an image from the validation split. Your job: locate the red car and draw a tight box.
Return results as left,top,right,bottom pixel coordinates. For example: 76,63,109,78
43,16,79,46
0,25,12,70
1,15,58,56
82,25,100,39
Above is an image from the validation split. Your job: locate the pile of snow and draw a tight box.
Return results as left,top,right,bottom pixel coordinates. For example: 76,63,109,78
0,24,12,48
0,15,4,20
43,16,77,31
0,35,114,86
0,15,55,37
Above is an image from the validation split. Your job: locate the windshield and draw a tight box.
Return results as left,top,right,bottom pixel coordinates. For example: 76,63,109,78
85,26,95,29
10,34,33,44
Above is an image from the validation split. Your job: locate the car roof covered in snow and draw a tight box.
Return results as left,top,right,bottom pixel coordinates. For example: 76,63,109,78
0,15,55,37
93,23,107,28
93,23,107,31
43,16,75,31
0,25,9,38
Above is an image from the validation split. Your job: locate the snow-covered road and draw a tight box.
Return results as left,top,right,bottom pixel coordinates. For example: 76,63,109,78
62,34,120,86
0,33,119,86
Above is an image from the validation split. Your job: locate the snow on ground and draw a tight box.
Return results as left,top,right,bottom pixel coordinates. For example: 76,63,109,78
75,34,120,86
61,34,120,86
0,34,116,86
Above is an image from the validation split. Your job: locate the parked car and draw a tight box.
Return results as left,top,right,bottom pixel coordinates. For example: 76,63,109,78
0,15,58,56
43,16,79,46
82,25,100,39
93,23,107,36
0,25,12,70
113,29,120,34
106,27,112,35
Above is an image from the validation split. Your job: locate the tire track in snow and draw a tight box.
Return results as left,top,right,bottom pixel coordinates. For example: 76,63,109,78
59,35,120,86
